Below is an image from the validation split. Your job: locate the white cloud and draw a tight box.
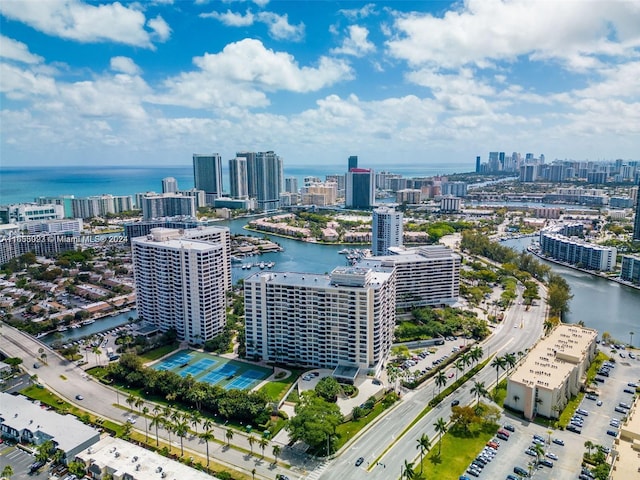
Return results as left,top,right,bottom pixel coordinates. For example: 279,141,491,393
147,15,171,42
154,38,353,109
338,3,377,20
0,35,43,65
201,9,304,41
331,25,375,57
201,9,255,27
0,0,168,48
0,62,57,99
386,0,640,70
110,57,141,75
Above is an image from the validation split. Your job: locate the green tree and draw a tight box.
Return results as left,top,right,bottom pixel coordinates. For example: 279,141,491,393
287,391,343,454
1,465,14,479
490,356,507,387
314,376,341,402
248,435,256,455
150,411,163,446
175,420,189,457
402,460,416,479
259,437,269,458
416,433,431,474
142,406,149,443
434,369,447,395
225,428,234,446
272,444,281,464
434,417,447,456
199,430,215,468
470,380,488,408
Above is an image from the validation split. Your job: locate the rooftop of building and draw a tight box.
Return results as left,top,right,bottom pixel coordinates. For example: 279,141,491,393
132,228,224,250
77,436,220,480
0,393,99,453
246,265,394,290
612,396,640,480
509,324,597,390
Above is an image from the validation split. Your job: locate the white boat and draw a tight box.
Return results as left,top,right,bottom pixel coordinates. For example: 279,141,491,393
57,326,68,332
259,262,266,269
82,319,95,325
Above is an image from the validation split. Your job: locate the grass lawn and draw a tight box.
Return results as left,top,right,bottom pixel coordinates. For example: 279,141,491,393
259,372,296,402
334,401,386,451
421,425,497,480
139,343,180,362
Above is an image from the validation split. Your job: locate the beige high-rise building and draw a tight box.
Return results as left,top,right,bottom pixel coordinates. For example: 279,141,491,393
244,266,396,373
132,226,230,343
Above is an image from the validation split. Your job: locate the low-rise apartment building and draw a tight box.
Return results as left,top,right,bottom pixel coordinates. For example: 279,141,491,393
505,324,598,420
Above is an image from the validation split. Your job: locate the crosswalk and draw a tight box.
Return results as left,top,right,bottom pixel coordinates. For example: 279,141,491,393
303,459,329,480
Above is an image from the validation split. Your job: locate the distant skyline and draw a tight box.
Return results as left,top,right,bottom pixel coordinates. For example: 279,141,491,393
1,0,639,168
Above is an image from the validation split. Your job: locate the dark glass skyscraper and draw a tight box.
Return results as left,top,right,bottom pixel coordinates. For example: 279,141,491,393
633,182,640,242
348,155,358,170
346,168,375,209
193,154,223,197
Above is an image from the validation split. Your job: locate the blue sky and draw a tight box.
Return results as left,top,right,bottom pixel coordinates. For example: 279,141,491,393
1,0,639,168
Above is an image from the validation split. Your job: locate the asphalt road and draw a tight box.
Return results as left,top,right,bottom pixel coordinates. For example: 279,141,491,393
0,278,548,480
0,326,302,480
315,285,547,480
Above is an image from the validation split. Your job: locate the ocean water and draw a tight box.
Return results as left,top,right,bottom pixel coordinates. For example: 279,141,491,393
0,162,473,205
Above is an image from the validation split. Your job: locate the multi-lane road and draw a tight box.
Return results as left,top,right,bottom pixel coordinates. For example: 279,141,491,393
0,280,546,480
315,286,546,480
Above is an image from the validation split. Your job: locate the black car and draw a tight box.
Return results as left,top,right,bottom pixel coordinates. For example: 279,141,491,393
566,425,581,434
355,457,365,467
624,388,635,394
594,377,605,383
606,430,618,437
504,424,515,432
276,476,290,480
451,399,460,407
539,459,553,468
29,460,45,472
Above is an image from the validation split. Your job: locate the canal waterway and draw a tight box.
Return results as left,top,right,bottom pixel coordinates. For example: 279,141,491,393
501,236,640,344
41,309,137,345
42,218,639,348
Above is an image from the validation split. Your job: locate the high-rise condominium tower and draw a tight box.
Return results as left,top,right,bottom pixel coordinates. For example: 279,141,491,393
372,206,403,256
634,180,640,242
229,157,249,199
162,177,178,194
244,265,396,371
193,154,223,197
132,226,231,343
346,168,375,209
348,155,358,170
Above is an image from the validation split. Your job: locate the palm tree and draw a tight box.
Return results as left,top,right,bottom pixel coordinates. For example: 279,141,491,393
471,345,483,364
416,433,431,474
454,359,465,381
199,430,215,467
461,351,472,370
470,380,488,407
142,406,149,443
226,428,234,446
402,460,416,479
202,417,213,433
272,444,281,465
164,419,174,449
533,442,545,463
125,393,136,412
434,417,447,456
248,435,256,455
92,346,102,365
259,437,269,458
435,370,447,395
584,440,594,457
150,412,163,446
504,352,517,372
134,396,144,414
490,355,507,386
251,468,256,480
190,410,202,435
174,420,189,457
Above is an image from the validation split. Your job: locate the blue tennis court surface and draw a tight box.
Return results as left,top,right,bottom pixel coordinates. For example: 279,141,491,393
224,369,265,390
202,364,238,386
154,351,192,371
178,358,217,377
151,350,271,390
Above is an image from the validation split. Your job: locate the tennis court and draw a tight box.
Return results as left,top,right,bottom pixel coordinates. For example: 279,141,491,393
152,350,271,391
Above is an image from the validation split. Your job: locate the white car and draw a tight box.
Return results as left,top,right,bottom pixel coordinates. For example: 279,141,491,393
546,452,559,461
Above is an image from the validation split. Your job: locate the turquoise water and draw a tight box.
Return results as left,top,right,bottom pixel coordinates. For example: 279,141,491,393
0,162,472,205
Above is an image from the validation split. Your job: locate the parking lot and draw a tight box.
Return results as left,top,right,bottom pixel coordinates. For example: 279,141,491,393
0,446,48,480
459,346,640,479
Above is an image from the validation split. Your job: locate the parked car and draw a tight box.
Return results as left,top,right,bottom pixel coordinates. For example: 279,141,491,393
503,424,516,432
513,466,529,477
539,459,554,468
606,430,618,437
